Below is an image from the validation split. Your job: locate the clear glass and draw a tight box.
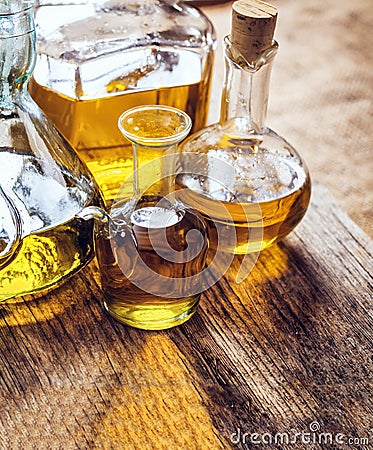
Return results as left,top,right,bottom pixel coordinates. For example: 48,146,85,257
176,36,311,255
95,105,208,330
0,2,102,302
29,0,216,204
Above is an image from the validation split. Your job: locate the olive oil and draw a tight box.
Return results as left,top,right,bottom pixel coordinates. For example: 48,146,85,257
176,166,311,255
29,50,211,204
0,151,98,302
176,2,311,256
96,196,208,330
0,3,101,302
0,217,94,302
31,0,216,203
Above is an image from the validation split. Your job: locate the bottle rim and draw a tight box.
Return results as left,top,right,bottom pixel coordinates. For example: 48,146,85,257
118,105,192,148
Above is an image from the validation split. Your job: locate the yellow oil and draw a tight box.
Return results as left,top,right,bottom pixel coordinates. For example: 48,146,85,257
0,217,94,302
96,196,208,330
175,174,311,255
29,78,210,204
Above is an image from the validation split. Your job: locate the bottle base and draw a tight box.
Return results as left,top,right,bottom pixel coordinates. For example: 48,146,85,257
103,296,200,330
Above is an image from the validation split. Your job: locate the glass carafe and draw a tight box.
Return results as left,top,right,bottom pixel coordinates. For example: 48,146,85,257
176,0,311,255
0,1,102,302
29,0,216,204
92,105,208,330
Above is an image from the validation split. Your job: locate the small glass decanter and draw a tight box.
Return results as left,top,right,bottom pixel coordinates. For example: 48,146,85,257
0,1,102,302
95,105,208,330
30,0,216,204
176,0,311,255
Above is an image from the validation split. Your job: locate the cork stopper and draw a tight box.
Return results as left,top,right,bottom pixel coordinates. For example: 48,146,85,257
231,0,278,62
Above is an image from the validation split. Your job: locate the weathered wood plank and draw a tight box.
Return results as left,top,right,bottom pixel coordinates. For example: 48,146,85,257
172,184,372,448
0,182,371,449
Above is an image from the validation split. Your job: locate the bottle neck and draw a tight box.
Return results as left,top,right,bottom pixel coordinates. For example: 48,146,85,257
133,143,178,201
0,6,36,105
118,105,191,204
219,36,278,133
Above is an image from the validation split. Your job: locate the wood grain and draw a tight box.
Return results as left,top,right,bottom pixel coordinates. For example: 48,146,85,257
0,182,371,449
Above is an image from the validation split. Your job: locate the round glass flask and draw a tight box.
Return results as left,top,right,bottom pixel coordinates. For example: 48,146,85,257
0,2,101,302
176,1,311,255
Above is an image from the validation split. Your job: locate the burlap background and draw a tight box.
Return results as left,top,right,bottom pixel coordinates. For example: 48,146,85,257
203,0,373,237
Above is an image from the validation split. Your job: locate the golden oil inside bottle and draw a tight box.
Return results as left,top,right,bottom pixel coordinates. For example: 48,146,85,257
29,56,211,204
96,196,207,330
175,171,311,255
0,217,94,302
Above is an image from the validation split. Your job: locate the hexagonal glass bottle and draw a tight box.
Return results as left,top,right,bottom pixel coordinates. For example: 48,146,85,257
30,0,216,203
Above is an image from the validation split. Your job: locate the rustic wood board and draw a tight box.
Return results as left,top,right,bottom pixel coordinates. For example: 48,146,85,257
0,182,372,449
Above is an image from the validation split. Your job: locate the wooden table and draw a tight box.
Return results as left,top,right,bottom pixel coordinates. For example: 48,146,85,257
0,182,371,448
1,1,372,448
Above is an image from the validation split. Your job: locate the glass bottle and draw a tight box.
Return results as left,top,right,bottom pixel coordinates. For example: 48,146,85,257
0,1,101,302
176,0,311,255
95,105,208,330
29,0,216,204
